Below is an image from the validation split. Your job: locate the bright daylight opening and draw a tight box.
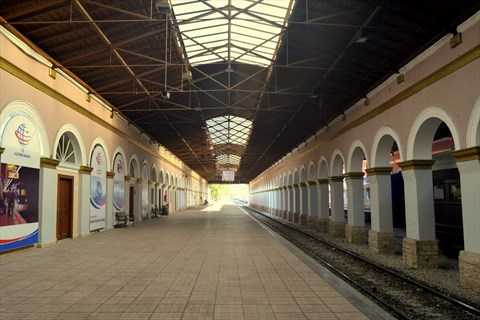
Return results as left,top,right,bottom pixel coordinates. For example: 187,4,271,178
171,0,293,66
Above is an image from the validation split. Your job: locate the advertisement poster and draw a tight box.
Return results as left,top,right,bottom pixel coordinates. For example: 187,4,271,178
0,115,40,252
89,145,106,231
113,153,125,214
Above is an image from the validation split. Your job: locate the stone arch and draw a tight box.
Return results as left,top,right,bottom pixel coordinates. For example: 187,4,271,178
88,138,110,171
159,169,165,184
0,99,50,156
347,140,367,172
371,126,403,168
318,157,329,179
293,169,299,184
151,165,158,183
112,147,127,175
165,172,171,185
466,96,480,147
307,161,316,180
128,154,140,178
53,124,86,166
141,161,149,181
300,165,307,182
407,107,461,159
330,150,345,176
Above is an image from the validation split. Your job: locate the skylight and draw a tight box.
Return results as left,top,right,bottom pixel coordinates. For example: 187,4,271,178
206,115,252,171
171,0,293,67
206,115,252,146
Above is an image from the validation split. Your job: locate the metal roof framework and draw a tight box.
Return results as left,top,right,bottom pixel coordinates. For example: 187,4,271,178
1,0,479,183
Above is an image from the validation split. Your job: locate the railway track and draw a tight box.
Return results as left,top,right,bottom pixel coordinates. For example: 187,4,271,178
240,204,480,320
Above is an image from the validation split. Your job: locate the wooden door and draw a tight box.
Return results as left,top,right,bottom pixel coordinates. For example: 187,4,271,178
129,186,135,218
57,175,73,240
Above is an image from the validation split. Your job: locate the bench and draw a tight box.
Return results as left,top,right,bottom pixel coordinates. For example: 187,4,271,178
114,211,135,228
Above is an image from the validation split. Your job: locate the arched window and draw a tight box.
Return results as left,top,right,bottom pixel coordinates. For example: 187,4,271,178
56,133,76,163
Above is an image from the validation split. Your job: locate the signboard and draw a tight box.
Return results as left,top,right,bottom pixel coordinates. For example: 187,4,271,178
0,115,40,252
113,153,125,214
222,170,235,181
89,145,106,231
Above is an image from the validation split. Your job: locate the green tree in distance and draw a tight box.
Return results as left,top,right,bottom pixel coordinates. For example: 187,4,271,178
209,184,229,201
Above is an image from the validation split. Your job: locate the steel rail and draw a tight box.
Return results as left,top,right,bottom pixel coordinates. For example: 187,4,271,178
241,204,480,319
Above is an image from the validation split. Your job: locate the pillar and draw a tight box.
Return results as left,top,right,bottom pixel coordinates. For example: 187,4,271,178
282,186,288,219
344,172,367,244
452,147,480,289
78,166,93,237
307,180,318,228
154,182,159,210
38,158,60,247
299,182,308,226
124,176,131,219
136,178,142,220
365,167,395,254
105,171,115,230
292,184,300,223
398,160,438,268
328,176,345,237
316,179,329,233
287,185,293,221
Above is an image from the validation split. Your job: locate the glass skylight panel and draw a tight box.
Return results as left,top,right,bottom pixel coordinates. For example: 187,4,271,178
171,0,292,67
206,115,252,146
217,154,241,166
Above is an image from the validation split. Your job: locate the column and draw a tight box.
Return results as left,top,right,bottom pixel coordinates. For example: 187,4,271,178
451,147,480,289
328,176,345,237
38,158,60,247
307,180,318,228
105,171,115,230
293,184,300,223
299,182,308,226
287,185,294,221
344,172,367,244
282,187,287,219
316,179,329,233
365,167,395,254
124,176,131,219
398,160,438,268
154,182,159,211
78,165,93,237
135,178,142,220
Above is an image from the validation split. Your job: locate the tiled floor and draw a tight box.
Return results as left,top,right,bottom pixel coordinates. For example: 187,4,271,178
0,201,393,319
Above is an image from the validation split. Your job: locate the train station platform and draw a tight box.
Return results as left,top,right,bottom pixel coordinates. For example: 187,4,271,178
0,201,393,320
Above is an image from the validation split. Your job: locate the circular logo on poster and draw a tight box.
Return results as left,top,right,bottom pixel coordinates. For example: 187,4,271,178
15,123,31,146
90,178,106,209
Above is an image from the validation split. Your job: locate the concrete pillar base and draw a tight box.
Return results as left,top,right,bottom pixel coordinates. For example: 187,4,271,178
287,211,293,221
459,250,480,290
402,237,438,268
345,224,367,244
293,212,300,223
299,214,307,226
316,219,329,233
306,216,316,229
282,211,288,220
329,221,345,237
368,230,395,254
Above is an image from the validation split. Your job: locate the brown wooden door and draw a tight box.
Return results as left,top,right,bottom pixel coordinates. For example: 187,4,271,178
57,176,73,240
129,186,135,218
